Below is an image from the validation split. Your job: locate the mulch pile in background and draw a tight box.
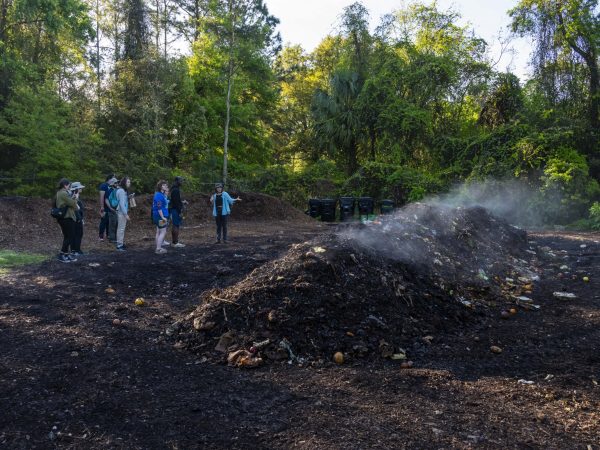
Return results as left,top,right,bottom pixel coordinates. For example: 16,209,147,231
171,204,541,366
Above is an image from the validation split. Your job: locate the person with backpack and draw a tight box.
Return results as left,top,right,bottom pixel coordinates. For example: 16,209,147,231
70,182,86,256
106,177,119,243
152,180,170,254
55,178,80,263
115,176,131,252
169,176,188,248
210,183,241,243
98,173,114,241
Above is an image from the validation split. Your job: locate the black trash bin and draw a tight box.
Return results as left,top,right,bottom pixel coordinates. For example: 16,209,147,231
339,197,355,221
307,199,321,218
380,199,395,215
320,198,337,222
358,197,374,217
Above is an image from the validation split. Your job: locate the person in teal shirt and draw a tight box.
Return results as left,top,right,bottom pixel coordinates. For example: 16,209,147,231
210,183,241,243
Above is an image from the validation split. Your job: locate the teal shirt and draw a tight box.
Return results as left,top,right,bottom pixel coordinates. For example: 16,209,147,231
211,192,235,216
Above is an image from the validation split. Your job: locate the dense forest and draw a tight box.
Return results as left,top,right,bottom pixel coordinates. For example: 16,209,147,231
0,0,599,225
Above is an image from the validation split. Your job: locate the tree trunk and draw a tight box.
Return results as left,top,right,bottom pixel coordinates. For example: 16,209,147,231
222,0,235,185
163,0,168,59
223,57,233,185
95,0,101,107
586,52,599,130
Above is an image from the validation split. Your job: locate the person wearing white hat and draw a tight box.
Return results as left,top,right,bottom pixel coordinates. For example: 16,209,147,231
70,182,86,255
106,177,119,243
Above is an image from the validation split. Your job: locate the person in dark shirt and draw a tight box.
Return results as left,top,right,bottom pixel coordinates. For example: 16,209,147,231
209,183,241,243
98,173,114,241
169,176,188,248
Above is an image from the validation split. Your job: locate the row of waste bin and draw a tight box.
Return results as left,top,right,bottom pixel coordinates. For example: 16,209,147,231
307,197,395,222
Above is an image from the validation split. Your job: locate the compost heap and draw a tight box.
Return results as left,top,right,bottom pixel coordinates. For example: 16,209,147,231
171,203,539,366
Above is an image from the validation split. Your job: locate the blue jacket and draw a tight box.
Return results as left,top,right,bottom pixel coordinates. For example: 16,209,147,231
211,192,235,216
152,192,169,219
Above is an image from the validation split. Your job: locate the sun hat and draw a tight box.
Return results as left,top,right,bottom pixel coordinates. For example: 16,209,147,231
70,181,85,190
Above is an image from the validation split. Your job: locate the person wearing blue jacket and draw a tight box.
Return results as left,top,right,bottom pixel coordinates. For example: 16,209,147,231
152,180,170,254
210,183,241,243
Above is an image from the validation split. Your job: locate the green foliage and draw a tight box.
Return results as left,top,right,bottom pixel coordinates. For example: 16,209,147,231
589,202,600,230
0,83,101,196
537,147,600,223
0,0,598,228
341,162,445,204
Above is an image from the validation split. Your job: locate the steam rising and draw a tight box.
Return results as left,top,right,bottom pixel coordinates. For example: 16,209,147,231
424,179,545,227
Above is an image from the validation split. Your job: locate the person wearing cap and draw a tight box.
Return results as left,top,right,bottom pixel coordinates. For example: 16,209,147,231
210,183,241,243
169,176,188,248
70,182,86,256
55,178,80,263
98,173,114,241
106,177,119,243
115,176,131,251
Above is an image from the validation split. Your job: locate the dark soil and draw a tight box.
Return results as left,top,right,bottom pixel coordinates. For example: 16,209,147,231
0,197,598,449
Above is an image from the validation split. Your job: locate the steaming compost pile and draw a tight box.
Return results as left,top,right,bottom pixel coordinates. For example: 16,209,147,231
171,203,539,366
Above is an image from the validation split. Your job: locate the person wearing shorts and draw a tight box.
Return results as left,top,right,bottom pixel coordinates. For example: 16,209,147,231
152,180,170,254
169,176,187,248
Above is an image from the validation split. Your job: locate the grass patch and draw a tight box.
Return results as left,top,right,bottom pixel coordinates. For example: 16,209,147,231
0,250,47,269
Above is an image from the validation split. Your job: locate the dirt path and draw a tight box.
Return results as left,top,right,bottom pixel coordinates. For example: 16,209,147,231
0,225,598,449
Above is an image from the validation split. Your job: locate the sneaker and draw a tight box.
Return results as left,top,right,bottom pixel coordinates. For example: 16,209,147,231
155,248,167,254
57,254,71,263
72,251,84,256
216,239,221,243
116,245,126,252
99,237,104,242
67,254,78,262
162,241,170,246
173,242,185,248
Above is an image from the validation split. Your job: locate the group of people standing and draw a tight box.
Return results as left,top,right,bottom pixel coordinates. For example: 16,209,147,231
54,175,241,262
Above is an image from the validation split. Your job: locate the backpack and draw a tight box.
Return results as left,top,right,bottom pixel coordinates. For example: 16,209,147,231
50,206,68,219
108,188,119,209
50,196,68,220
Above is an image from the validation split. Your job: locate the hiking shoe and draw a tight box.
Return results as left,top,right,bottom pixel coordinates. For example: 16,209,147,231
173,242,185,248
57,254,71,263
116,245,126,252
67,254,78,262
162,241,170,246
155,248,167,254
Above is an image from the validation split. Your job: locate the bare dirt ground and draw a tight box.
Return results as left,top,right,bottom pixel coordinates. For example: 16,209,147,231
0,195,598,449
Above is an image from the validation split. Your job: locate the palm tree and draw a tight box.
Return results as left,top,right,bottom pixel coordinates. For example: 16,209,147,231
311,70,362,174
